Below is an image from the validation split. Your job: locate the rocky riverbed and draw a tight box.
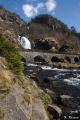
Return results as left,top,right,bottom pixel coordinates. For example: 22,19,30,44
23,63,80,119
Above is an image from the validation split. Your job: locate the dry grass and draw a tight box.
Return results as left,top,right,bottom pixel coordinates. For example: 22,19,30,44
52,62,80,69
0,69,14,100
22,94,31,104
0,107,5,120
0,69,15,84
0,68,38,101
17,74,37,94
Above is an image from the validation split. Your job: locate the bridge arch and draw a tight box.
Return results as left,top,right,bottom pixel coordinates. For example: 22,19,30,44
65,56,71,63
51,56,60,62
34,55,45,62
74,57,79,63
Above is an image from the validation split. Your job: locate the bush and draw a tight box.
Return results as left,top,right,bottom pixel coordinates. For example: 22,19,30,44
39,92,52,105
0,34,23,74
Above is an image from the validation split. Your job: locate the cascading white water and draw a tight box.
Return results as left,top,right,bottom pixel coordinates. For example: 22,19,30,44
18,35,31,49
26,63,80,87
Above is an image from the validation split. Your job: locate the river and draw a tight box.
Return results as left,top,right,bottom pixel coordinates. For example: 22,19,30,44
24,63,80,88
23,62,80,117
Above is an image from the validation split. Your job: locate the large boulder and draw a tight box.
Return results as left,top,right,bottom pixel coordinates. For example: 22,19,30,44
44,89,56,101
57,95,74,105
47,104,62,119
32,97,49,120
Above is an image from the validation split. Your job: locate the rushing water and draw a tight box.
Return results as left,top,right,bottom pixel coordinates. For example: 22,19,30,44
24,63,80,88
23,62,80,116
18,35,31,49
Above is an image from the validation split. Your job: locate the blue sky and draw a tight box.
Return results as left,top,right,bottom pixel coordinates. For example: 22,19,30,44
0,0,80,32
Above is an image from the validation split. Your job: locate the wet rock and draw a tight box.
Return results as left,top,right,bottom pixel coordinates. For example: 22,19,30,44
43,77,53,83
44,89,56,101
47,104,62,119
30,74,36,79
57,95,74,105
68,110,80,120
69,110,79,116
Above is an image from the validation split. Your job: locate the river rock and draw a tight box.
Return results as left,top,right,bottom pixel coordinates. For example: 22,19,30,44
44,89,56,100
69,110,79,116
43,77,53,83
47,104,62,119
57,95,74,105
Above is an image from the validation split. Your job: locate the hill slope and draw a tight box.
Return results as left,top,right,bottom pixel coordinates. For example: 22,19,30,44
0,5,80,53
0,5,28,44
28,14,80,53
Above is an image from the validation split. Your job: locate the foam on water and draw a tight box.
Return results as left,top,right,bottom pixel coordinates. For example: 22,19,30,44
54,72,80,87
25,63,80,87
27,63,38,66
41,65,53,70
64,77,80,86
42,66,80,87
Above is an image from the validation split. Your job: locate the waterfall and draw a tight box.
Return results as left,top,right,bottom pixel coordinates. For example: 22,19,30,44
18,35,31,49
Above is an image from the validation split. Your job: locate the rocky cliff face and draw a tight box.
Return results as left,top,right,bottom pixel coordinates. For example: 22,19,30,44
0,5,28,45
34,37,60,52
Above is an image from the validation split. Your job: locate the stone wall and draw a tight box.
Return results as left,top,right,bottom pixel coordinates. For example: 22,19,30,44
19,50,80,63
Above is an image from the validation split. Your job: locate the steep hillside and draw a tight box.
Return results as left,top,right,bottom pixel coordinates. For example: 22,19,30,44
0,5,80,53
28,14,80,53
0,5,28,45
28,14,70,33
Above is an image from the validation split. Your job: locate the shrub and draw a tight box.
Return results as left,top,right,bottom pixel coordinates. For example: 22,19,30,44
0,34,23,74
39,92,52,105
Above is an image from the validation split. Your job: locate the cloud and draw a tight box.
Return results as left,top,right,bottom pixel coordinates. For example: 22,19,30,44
45,0,56,12
22,3,44,17
22,0,56,17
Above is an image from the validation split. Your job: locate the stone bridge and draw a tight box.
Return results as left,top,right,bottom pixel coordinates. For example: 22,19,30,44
19,49,80,64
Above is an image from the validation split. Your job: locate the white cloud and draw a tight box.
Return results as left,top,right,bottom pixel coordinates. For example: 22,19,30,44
22,3,44,17
45,0,56,12
22,4,36,17
37,3,44,9
22,0,56,17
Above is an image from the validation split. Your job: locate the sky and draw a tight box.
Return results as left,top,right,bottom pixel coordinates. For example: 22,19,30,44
0,0,80,32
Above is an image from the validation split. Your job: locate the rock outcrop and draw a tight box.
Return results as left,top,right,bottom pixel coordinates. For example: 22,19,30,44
0,5,28,46
0,84,49,120
34,37,60,51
